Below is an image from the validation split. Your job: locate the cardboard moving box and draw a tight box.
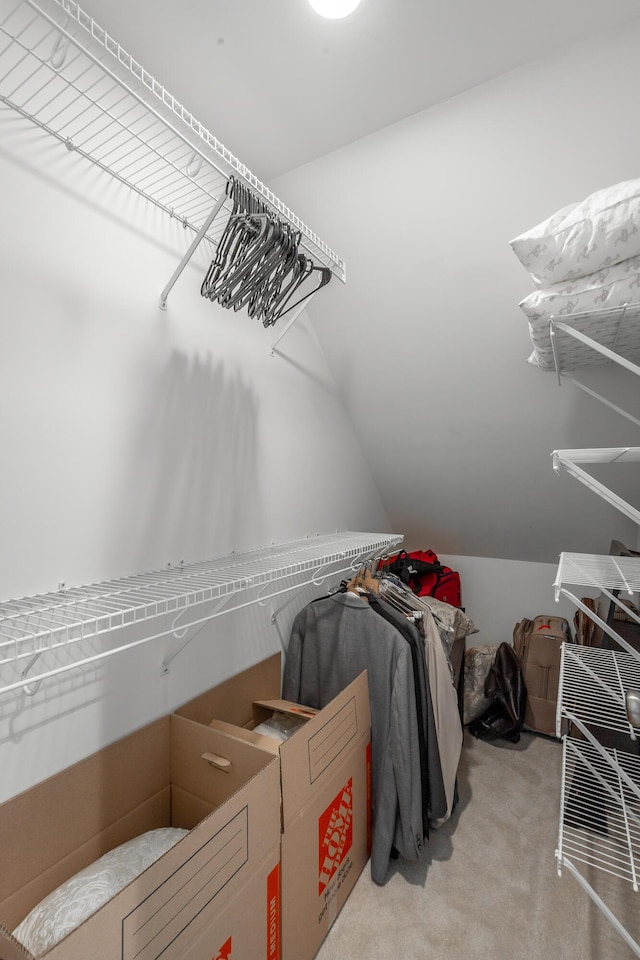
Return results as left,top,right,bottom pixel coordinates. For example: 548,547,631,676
175,654,372,960
0,713,281,960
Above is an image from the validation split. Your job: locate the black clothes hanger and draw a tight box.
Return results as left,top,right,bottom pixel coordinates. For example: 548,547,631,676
200,177,331,326
266,262,332,327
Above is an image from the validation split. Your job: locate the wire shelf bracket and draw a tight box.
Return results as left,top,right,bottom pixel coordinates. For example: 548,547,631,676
552,447,640,527
549,304,640,426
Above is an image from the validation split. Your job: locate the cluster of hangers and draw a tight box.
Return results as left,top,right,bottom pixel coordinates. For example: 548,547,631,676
345,560,449,628
201,176,332,327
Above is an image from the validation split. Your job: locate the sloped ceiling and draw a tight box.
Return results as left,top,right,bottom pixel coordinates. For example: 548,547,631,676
77,0,640,181
78,0,640,562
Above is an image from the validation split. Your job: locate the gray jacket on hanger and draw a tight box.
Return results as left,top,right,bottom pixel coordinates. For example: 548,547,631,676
282,591,424,884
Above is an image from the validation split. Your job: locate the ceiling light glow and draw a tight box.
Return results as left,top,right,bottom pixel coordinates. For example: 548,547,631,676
308,0,361,19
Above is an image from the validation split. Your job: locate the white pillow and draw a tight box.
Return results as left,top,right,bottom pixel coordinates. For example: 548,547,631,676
519,256,640,370
510,179,640,286
13,827,188,956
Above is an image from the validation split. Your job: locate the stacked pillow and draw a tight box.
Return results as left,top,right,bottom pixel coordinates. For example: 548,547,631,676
510,179,640,369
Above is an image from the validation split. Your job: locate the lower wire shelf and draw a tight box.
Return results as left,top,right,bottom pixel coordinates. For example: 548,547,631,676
557,734,640,955
0,531,403,696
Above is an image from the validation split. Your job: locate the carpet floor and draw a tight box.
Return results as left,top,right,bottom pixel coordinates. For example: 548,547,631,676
316,731,639,960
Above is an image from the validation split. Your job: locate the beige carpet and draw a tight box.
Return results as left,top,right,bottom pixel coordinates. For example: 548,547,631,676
316,732,639,960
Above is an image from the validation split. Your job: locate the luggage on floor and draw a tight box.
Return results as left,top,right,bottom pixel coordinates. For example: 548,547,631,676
462,644,500,725
513,615,572,737
467,642,527,743
379,549,462,607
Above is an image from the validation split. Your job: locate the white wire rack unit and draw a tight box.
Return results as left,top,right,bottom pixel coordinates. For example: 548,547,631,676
0,531,402,697
549,302,640,426
0,0,346,311
556,734,640,956
554,552,640,954
552,447,640,527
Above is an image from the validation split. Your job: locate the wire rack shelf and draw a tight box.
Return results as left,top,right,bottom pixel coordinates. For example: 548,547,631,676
556,553,640,596
558,645,640,739
0,531,402,695
557,735,640,891
556,731,640,956
0,0,346,283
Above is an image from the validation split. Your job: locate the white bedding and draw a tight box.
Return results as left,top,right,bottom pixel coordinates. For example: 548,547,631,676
519,256,640,369
13,827,188,956
510,178,640,286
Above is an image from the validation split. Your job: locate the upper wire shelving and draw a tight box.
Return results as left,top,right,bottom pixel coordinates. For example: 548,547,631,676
0,0,346,288
0,531,403,696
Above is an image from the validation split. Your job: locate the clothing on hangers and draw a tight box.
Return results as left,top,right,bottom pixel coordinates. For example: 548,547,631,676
419,609,463,826
283,591,424,886
374,572,463,826
367,593,447,831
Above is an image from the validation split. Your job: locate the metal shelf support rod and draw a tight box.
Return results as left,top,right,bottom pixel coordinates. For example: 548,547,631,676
556,732,570,869
552,319,640,379
159,190,227,309
558,857,640,957
553,455,640,527
270,290,318,357
561,374,640,428
616,762,638,892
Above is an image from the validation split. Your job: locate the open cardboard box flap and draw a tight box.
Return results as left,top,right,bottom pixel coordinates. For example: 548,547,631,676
176,653,370,829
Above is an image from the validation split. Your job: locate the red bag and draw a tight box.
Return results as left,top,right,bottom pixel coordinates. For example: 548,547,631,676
380,549,462,607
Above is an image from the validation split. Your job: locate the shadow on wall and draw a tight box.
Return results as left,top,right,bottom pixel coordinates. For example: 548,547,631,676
109,350,264,574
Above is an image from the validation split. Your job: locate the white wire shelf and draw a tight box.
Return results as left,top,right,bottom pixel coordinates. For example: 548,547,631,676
552,447,640,527
556,733,640,956
558,645,640,739
0,0,346,284
555,553,640,597
554,553,640,662
558,735,640,891
0,531,402,695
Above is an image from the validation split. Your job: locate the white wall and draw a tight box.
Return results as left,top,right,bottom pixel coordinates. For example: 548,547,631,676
0,124,392,801
439,555,593,648
273,16,640,565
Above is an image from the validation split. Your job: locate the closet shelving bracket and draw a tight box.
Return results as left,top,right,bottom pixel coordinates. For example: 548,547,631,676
552,447,640,526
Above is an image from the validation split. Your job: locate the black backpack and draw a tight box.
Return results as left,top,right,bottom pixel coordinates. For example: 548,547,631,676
468,643,527,744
